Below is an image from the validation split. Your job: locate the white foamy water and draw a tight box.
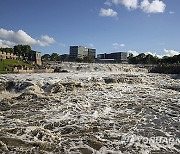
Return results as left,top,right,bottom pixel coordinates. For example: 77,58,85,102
0,63,180,153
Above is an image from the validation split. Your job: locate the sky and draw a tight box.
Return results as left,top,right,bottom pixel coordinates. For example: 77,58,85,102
0,0,180,57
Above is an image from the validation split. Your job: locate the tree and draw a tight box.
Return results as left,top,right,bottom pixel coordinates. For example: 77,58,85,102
0,48,14,53
42,54,51,61
13,45,31,58
83,56,94,63
60,54,69,62
51,53,59,61
128,53,160,64
77,57,83,63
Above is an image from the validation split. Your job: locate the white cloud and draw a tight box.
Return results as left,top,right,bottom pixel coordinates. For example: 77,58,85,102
41,35,55,44
141,0,166,13
99,8,118,17
59,43,66,47
170,11,175,14
89,43,94,48
120,43,125,47
144,51,162,58
106,0,166,13
0,40,16,48
164,49,180,57
127,49,180,58
127,50,161,57
0,28,55,47
104,0,112,6
112,0,138,10
113,43,125,48
128,50,139,56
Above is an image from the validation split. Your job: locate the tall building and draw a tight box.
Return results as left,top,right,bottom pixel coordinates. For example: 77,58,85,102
30,51,42,66
69,46,96,60
97,52,128,63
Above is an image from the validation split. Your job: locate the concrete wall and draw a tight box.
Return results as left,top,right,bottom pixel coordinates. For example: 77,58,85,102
13,67,54,74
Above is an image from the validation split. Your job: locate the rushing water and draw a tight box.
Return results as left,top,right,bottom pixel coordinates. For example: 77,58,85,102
0,64,180,154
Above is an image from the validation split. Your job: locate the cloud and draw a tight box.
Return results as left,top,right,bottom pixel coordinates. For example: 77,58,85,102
120,44,125,47
0,40,16,48
99,8,118,17
59,43,66,47
144,51,162,58
41,35,55,44
127,49,180,58
164,49,180,57
141,0,166,13
104,0,166,13
104,0,112,6
0,28,55,47
112,0,138,10
89,43,94,48
170,11,175,14
127,50,139,56
113,43,125,48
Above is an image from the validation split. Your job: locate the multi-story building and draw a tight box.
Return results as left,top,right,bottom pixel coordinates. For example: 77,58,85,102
30,51,42,66
0,50,42,66
97,52,128,63
69,46,96,60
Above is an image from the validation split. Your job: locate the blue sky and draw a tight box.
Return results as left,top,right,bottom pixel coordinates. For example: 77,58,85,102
0,0,180,57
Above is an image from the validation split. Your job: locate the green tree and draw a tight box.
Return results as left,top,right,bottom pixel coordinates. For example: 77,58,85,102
77,57,83,63
83,56,94,63
0,48,13,53
60,54,69,62
128,53,160,64
42,54,51,61
51,53,59,61
13,45,31,58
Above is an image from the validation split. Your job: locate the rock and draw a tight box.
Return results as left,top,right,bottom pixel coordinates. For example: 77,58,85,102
16,92,38,100
0,99,12,111
0,140,8,152
0,81,7,92
87,139,103,150
6,81,16,91
78,147,93,154
104,78,117,84
54,67,69,73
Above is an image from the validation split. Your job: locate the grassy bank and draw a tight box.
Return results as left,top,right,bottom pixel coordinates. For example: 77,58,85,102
0,59,33,74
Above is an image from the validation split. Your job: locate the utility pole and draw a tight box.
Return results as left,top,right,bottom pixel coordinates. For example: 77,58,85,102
1,59,4,71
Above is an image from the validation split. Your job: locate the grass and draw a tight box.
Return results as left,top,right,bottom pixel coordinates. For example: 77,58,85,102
0,59,33,73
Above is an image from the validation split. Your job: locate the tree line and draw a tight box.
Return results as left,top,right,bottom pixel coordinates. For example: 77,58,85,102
0,45,32,56
128,53,180,65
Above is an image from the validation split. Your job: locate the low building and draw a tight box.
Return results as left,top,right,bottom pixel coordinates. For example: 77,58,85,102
69,46,96,61
0,51,18,60
97,52,128,63
0,49,42,66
